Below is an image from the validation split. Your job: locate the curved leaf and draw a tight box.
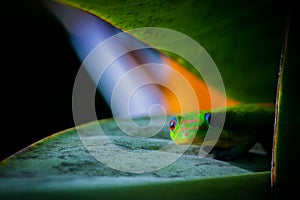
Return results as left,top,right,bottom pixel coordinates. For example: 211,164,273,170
55,0,286,102
0,117,271,199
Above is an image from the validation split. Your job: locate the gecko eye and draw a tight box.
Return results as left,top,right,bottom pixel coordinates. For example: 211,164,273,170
204,113,211,125
169,117,177,131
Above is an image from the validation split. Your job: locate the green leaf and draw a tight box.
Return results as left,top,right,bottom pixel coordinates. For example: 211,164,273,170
272,4,300,199
0,118,271,199
55,0,286,102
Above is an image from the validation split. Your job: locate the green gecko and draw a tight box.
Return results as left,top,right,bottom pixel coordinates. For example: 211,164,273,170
169,103,275,160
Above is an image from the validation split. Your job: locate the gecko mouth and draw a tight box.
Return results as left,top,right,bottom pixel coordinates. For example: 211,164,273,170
172,131,198,145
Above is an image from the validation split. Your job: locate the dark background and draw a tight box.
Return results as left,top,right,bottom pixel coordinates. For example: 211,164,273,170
1,0,112,160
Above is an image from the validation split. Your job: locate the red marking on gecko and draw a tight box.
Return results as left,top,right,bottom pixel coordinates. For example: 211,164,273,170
183,132,189,137
179,127,199,131
181,119,200,123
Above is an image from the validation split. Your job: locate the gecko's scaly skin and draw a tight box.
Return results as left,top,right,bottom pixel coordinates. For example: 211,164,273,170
169,103,275,160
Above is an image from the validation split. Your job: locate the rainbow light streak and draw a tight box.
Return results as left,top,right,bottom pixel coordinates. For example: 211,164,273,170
48,2,239,120
48,2,168,118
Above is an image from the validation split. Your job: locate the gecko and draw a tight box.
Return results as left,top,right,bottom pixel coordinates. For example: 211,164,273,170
169,103,275,160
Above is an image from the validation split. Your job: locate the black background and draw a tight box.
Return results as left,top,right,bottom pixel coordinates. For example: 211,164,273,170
1,0,112,160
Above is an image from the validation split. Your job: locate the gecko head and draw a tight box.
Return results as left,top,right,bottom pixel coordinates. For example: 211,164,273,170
169,111,211,145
